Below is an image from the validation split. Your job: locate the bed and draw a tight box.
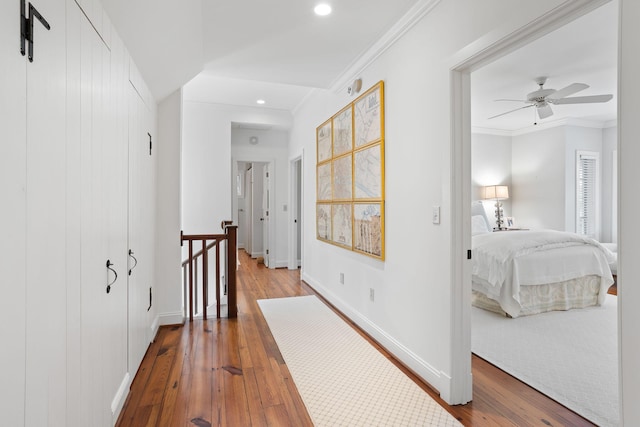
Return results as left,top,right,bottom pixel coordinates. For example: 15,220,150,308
471,201,616,318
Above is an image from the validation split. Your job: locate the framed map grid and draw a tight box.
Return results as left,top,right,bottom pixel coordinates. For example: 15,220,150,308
315,80,385,260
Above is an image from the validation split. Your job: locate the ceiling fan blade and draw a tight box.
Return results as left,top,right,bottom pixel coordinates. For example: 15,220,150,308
551,94,613,104
494,98,532,103
536,103,553,119
547,83,589,100
488,104,534,120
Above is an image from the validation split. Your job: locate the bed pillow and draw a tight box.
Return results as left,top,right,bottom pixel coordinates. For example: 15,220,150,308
472,215,490,235
471,200,492,231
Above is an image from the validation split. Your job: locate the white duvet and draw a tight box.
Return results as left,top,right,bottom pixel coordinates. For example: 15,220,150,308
472,229,615,316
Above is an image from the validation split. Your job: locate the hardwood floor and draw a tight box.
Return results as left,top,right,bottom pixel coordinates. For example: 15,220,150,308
116,250,595,426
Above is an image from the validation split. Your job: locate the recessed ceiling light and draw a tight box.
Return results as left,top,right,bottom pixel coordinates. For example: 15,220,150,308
314,3,331,16
256,99,266,105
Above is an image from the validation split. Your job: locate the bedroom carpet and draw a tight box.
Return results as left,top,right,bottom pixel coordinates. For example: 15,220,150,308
472,295,618,427
258,295,462,427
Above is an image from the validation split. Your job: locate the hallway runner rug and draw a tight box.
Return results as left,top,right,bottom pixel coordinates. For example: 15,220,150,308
258,295,462,427
472,294,618,427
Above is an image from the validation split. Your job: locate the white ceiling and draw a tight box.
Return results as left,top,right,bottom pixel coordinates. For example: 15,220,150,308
102,0,422,107
101,0,618,131
471,1,618,133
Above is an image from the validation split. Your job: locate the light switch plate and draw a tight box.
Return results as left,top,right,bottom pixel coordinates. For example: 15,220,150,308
432,206,440,224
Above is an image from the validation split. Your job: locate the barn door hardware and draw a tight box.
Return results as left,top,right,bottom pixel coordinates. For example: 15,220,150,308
20,0,51,62
128,249,138,276
106,260,118,294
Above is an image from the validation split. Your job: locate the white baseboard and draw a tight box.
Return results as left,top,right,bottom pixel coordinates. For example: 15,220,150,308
301,272,448,398
111,372,131,422
157,311,184,326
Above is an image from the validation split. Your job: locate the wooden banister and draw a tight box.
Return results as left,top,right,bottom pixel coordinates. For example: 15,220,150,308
181,222,238,321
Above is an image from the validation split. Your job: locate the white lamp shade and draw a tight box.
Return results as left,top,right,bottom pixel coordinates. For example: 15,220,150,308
484,185,509,200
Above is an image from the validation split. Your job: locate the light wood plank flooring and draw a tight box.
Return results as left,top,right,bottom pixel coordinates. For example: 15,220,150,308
116,250,595,426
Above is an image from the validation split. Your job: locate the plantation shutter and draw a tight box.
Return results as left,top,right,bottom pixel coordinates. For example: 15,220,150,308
577,152,597,238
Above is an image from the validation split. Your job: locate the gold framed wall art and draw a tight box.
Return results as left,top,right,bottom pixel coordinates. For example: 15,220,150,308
315,80,385,259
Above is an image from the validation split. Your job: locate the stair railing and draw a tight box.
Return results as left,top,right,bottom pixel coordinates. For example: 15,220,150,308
181,222,237,321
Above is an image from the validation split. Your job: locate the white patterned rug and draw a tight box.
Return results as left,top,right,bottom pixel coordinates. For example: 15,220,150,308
258,295,462,427
472,295,619,427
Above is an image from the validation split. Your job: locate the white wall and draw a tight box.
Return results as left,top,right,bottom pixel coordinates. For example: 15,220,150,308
509,124,608,234
511,126,566,230
471,133,512,226
156,89,184,324
289,0,566,403
181,103,292,234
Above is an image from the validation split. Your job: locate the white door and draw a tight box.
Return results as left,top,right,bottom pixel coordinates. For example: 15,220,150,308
245,167,253,254
128,85,152,375
252,165,264,257
24,0,68,424
0,1,28,424
296,159,302,267
263,164,271,267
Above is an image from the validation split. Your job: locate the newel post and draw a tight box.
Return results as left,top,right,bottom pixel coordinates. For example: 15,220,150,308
225,224,238,318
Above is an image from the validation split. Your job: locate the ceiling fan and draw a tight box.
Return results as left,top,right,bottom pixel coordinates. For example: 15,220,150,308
489,77,613,120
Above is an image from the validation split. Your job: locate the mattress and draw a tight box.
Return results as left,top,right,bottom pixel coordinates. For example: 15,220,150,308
472,229,615,317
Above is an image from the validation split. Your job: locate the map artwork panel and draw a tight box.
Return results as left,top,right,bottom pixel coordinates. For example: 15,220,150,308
317,121,332,162
317,204,331,240
354,86,381,147
354,144,381,199
332,155,352,200
317,163,332,201
354,203,382,257
333,107,352,156
331,204,352,247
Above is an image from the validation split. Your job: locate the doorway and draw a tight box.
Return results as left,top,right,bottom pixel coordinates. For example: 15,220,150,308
232,159,274,266
449,0,617,405
289,154,303,270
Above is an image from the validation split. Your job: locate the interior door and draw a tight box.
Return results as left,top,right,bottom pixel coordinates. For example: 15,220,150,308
252,165,264,258
24,0,69,424
245,167,253,255
0,1,28,424
128,85,150,375
262,164,270,267
296,159,302,267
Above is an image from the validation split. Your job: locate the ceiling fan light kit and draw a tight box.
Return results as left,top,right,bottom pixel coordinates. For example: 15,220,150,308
489,76,613,122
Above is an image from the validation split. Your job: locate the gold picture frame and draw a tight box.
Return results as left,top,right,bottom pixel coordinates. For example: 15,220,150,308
315,80,385,260
317,119,332,163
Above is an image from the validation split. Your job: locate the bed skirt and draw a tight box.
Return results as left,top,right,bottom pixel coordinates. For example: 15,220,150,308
472,275,602,317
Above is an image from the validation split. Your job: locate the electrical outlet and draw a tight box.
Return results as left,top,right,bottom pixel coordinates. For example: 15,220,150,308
340,273,344,284
369,288,375,302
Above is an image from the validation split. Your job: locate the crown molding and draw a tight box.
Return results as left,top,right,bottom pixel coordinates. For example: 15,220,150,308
328,0,442,94
473,117,616,137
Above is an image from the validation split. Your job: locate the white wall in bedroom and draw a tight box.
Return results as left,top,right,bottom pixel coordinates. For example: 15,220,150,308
506,125,612,237
471,133,512,225
511,127,566,230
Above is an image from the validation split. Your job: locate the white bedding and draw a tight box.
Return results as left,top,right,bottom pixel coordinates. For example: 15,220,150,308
472,229,615,317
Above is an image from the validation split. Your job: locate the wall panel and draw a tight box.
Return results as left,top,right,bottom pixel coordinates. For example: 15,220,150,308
0,0,27,425
24,0,68,424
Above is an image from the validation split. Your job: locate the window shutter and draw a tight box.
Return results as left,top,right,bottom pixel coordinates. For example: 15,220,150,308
576,152,598,238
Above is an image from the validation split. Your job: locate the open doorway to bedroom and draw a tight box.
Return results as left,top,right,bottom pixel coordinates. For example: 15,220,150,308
461,1,619,425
